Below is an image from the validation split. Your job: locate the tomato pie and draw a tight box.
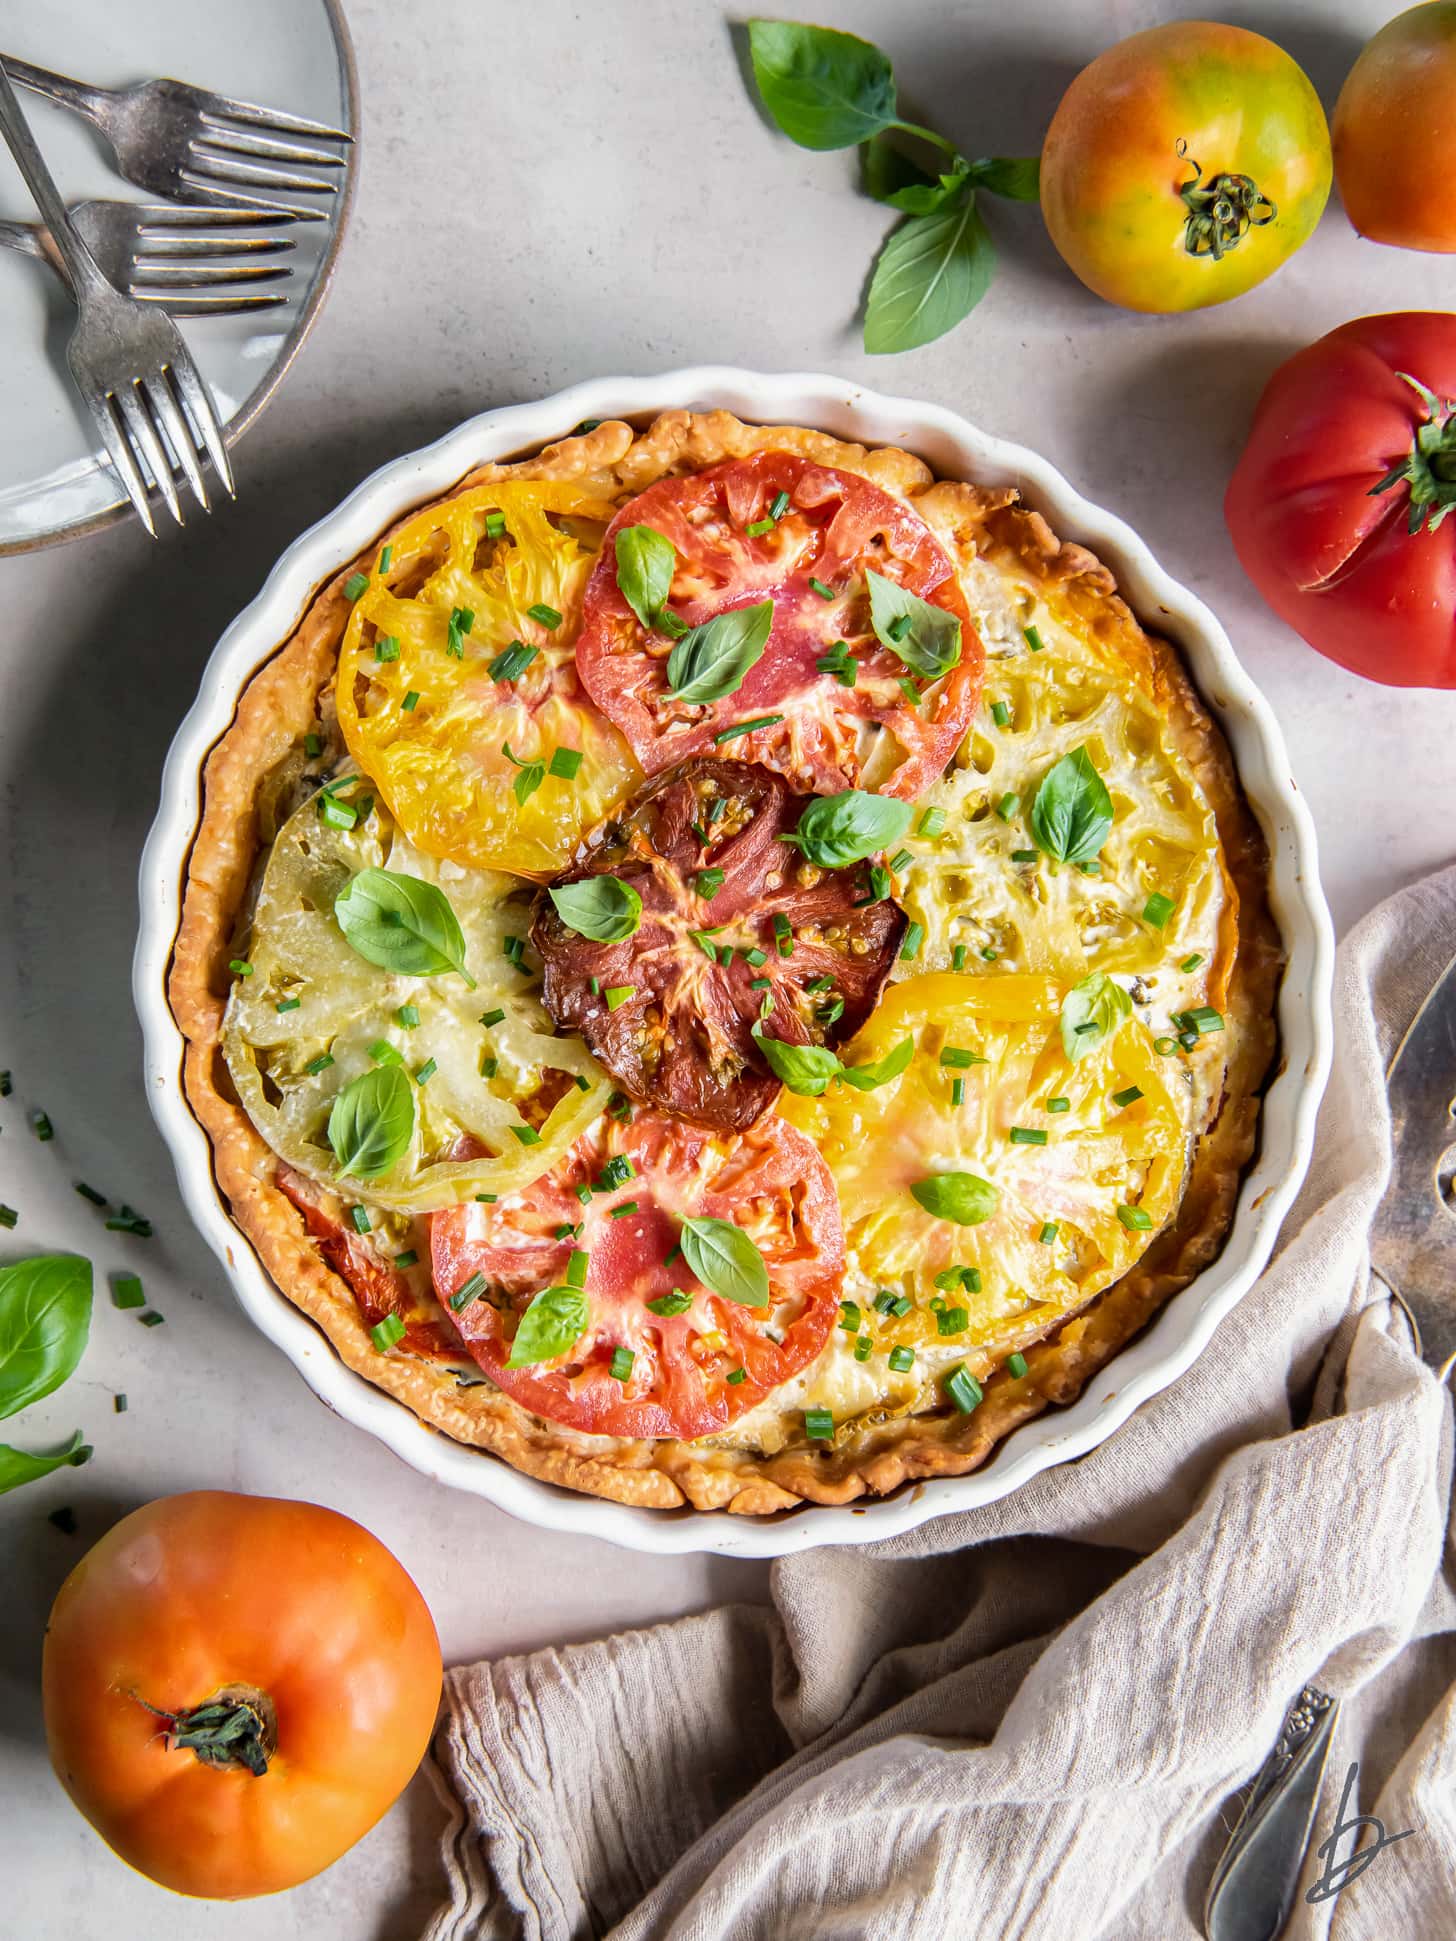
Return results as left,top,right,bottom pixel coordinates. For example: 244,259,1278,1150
170,410,1281,1515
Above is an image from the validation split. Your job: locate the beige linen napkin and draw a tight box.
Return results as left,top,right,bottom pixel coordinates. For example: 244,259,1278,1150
428,867,1456,1941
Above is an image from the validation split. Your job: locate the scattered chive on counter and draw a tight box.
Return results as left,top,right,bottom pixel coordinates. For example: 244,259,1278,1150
0,1206,17,1230
31,1111,54,1142
138,1311,165,1328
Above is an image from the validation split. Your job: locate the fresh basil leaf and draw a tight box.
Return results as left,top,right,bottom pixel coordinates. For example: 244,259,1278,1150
666,600,774,705
1030,746,1114,865
747,18,898,151
0,1255,92,1421
1060,972,1133,1063
838,1036,914,1091
615,524,676,631
865,569,962,679
334,867,477,987
966,155,1041,201
681,1216,769,1310
507,1284,589,1367
864,194,996,355
328,1064,415,1180
886,172,972,217
754,1034,842,1098
910,1172,999,1225
548,875,643,944
0,1429,90,1495
783,789,912,868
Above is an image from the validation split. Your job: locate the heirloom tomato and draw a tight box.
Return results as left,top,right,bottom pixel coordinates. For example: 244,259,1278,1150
1334,3,1456,253
1225,313,1456,688
1039,22,1331,313
43,1492,441,1899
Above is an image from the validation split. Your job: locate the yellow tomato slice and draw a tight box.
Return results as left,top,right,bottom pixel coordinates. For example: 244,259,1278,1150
336,481,642,877
778,973,1187,1378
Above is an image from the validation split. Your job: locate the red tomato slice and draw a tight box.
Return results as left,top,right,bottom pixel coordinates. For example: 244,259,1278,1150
532,760,905,1132
430,1109,843,1438
576,452,981,797
278,1168,456,1361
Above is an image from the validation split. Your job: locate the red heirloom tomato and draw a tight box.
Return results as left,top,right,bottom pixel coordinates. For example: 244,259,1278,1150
1334,4,1456,253
43,1492,441,1899
1225,312,1456,688
1040,22,1331,313
575,451,979,799
431,1108,843,1439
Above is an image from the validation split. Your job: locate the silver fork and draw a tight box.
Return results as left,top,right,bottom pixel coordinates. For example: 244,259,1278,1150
3,52,349,210
0,62,233,535
1,200,296,315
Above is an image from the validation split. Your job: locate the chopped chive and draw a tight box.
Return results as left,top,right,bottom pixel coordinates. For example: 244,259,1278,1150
479,1054,498,1079
138,1310,165,1328
318,794,359,832
750,977,771,992
745,947,767,967
773,914,793,957
489,640,538,683
527,602,563,629
510,1124,542,1146
112,1274,146,1310
1007,1351,1029,1378
691,932,719,962
714,714,784,743
114,1393,128,1413
450,1272,486,1313
939,1046,982,1069
609,1346,635,1382
1009,1126,1048,1146
745,517,775,537
446,606,476,658
402,691,420,712
588,977,601,996
610,1201,639,1219
1045,1096,1070,1114
838,1300,862,1333
917,807,947,838
484,510,507,539
31,1111,54,1142
936,1307,969,1338
605,985,635,1011
479,1007,506,1028
0,1070,9,1095
397,1004,420,1029
549,747,583,780
370,1313,406,1352
75,1183,107,1207
1010,848,1038,863
900,922,924,962
897,676,922,707
374,633,400,664
952,944,968,973
726,1366,747,1385
1142,891,1176,929
889,1294,913,1317
995,792,1019,822
852,1332,873,1363
503,934,527,966
596,1155,635,1191
275,997,301,1014
395,1250,419,1270
575,1182,593,1206
887,613,912,643
350,1204,371,1234
866,863,891,902
415,1058,438,1086
301,1053,334,1079
0,1205,16,1230
695,867,725,899
343,571,369,600
873,1290,895,1314
1179,1006,1225,1036
1179,953,1206,975
476,1193,497,1203
1038,1222,1059,1245
566,1250,589,1288
951,1077,965,1105
379,545,393,572
888,1344,916,1373
981,947,999,962
769,489,791,520
369,1039,403,1065
106,1205,152,1238
1024,624,1045,652
304,732,323,758
229,959,254,979
809,577,836,599
1155,1036,1178,1055
889,848,913,873
647,1289,693,1317
946,1364,983,1413
804,1407,834,1442
990,700,1011,728
1117,1204,1153,1231
1111,1085,1144,1109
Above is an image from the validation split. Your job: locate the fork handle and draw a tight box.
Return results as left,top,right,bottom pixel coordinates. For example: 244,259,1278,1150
0,217,44,260
0,61,108,298
0,53,111,127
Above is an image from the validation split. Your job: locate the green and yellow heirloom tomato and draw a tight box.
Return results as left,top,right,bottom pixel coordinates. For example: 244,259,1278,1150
1039,22,1331,313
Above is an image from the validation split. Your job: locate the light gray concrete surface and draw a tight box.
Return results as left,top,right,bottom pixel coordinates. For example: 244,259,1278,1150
3,2,1453,1935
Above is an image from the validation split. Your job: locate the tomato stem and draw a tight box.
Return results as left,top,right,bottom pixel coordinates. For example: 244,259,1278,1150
1370,374,1456,534
134,1685,276,1777
1176,143,1276,260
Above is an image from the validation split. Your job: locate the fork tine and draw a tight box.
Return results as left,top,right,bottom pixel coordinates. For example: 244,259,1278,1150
132,202,315,230
197,114,347,170
114,381,183,527
134,232,296,261
139,291,291,316
145,372,208,513
185,145,340,196
195,92,352,143
89,391,157,537
165,352,234,498
174,176,329,220
135,261,293,287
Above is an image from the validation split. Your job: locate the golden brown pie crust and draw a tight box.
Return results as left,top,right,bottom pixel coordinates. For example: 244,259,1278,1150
168,411,1282,1516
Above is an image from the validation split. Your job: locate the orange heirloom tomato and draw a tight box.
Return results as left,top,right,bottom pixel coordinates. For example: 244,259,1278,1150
1334,3,1456,253
1040,22,1331,313
42,1492,442,1900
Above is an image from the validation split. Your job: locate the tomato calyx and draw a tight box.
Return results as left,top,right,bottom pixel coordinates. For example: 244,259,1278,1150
135,1684,277,1777
1176,143,1276,260
1371,373,1456,535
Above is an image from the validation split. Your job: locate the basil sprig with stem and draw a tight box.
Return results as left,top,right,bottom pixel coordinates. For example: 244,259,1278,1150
780,788,912,868
1029,747,1114,866
866,570,961,679
667,601,774,704
0,1255,94,1496
1060,972,1134,1062
745,19,1038,353
680,1217,769,1310
755,1029,914,1097
328,1064,415,1180
548,875,643,944
615,524,678,630
507,1284,589,1367
334,868,477,987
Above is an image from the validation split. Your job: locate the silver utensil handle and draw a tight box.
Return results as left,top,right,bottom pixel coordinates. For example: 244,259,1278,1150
0,216,43,258
0,52,111,127
0,62,105,297
1205,1686,1340,1941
